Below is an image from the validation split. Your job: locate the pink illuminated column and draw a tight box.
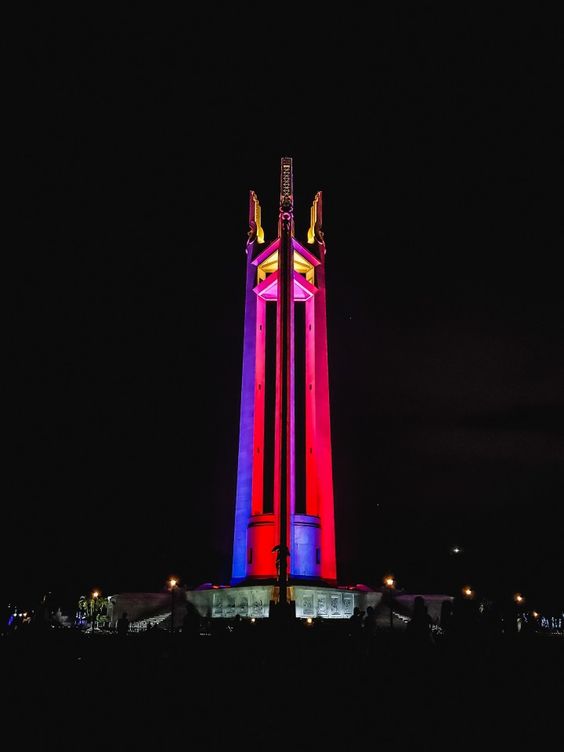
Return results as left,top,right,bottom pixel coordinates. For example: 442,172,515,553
310,211,337,582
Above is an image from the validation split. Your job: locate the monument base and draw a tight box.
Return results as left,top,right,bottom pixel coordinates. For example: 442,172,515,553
107,585,452,629
187,582,380,620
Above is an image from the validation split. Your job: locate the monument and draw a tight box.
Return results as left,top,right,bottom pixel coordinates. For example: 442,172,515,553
207,157,368,620
107,158,452,627
110,159,370,626
232,157,336,584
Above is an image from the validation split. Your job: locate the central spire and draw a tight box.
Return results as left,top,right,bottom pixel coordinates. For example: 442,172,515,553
279,157,294,213
278,158,294,238
276,156,294,611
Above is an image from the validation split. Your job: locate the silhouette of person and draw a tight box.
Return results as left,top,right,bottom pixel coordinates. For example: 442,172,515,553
272,544,290,575
440,599,453,633
348,606,365,639
363,605,378,638
117,611,130,636
406,596,434,648
182,601,201,638
360,605,378,658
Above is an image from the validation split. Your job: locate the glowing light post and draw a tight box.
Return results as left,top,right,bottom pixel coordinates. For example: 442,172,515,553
384,576,396,630
513,592,525,633
91,590,99,633
169,578,177,635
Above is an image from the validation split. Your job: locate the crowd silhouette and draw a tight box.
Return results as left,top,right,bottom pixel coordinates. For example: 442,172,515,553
2,593,562,750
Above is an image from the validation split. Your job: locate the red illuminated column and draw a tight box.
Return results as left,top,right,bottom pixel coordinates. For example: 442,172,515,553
313,255,337,582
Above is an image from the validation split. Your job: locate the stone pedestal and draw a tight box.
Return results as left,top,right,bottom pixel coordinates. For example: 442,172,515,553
187,584,379,620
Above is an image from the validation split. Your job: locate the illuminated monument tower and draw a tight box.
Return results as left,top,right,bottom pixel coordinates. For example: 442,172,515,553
108,161,449,624
231,157,337,591
109,159,388,624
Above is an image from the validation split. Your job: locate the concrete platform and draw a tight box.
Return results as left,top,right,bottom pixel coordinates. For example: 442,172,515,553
192,583,367,619
107,584,453,626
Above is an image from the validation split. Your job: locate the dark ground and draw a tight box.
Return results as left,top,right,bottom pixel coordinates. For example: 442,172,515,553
3,621,562,750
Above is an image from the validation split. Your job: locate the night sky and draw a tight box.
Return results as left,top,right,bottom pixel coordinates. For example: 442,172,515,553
7,10,563,613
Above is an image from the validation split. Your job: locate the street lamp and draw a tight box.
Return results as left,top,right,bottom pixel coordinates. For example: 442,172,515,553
383,575,396,630
462,585,474,599
91,590,100,633
513,593,525,605
168,578,178,635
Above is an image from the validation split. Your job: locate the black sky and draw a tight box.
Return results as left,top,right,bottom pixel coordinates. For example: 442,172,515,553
7,9,563,612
